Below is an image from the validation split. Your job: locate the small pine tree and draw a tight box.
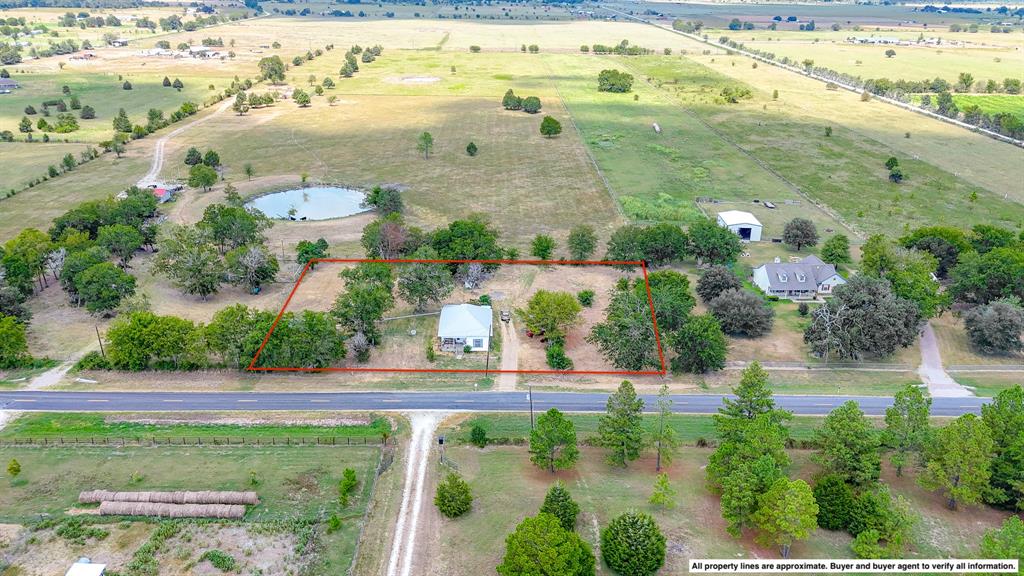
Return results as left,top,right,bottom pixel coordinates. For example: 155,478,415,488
435,471,473,518
649,473,677,509
539,482,580,531
338,468,358,507
466,141,478,156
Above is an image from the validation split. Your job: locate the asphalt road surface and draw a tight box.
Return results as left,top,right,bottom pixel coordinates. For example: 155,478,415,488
0,391,989,417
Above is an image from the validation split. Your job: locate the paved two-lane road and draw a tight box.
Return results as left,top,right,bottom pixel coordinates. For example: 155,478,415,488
0,391,990,417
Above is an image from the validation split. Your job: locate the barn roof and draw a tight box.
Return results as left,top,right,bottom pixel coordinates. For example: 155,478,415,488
717,210,762,227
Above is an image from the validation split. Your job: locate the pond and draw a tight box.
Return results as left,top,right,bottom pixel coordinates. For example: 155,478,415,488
246,186,370,221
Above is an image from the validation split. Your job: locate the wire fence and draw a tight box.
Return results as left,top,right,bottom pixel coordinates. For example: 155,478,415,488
0,436,396,448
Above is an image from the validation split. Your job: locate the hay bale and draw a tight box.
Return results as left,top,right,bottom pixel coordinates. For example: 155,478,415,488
80,490,258,505
98,501,246,519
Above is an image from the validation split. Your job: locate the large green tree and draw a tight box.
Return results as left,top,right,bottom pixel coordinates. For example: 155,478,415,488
567,225,597,261
496,513,595,576
752,478,819,558
225,244,279,294
96,224,143,268
74,262,136,314
588,284,661,371
596,380,645,468
669,313,727,374
530,408,579,473
687,217,742,265
154,225,223,300
883,383,932,476
981,385,1024,511
815,401,882,487
517,290,581,341
332,263,394,343
918,414,995,510
396,246,454,312
0,314,29,368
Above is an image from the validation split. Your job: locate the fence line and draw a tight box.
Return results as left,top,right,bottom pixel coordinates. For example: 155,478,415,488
0,436,395,448
948,365,1024,372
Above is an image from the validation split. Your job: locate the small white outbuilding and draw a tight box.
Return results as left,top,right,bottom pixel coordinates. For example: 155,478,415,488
437,304,492,352
716,210,763,242
65,558,106,576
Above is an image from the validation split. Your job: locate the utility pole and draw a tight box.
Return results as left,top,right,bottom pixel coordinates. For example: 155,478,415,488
95,325,106,358
529,383,535,431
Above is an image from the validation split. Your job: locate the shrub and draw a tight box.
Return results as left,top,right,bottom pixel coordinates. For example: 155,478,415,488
522,96,542,114
425,339,436,362
466,141,478,156
199,549,237,572
798,302,810,316
601,511,666,575
963,299,1024,356
696,265,742,302
435,471,472,518
122,80,132,90
539,482,579,532
75,350,111,370
813,474,855,531
577,290,595,307
707,289,774,337
597,69,634,92
326,513,342,533
470,424,488,448
546,343,574,370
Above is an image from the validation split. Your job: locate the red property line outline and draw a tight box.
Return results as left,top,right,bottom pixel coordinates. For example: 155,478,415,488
247,258,668,375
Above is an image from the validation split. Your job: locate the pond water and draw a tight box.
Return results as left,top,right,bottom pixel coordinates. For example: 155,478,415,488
246,186,370,221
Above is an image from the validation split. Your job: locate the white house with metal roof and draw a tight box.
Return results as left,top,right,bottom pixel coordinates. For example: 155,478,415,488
752,255,846,300
437,304,492,352
716,210,763,242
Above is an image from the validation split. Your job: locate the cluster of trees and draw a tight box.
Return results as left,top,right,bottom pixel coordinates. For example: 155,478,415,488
705,363,818,557
87,303,345,371
900,223,1024,355
604,219,742,268
0,187,160,367
482,383,677,573
154,202,276,299
597,69,634,93
19,91,97,135
587,39,655,55
501,89,541,114
806,222,1024,361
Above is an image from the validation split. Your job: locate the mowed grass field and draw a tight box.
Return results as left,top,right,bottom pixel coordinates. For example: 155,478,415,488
0,141,90,191
625,54,1024,232
953,93,1024,121
421,445,1010,574
716,28,1024,84
155,50,623,245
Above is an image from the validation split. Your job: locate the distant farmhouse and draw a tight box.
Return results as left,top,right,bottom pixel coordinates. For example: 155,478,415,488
716,210,762,242
752,255,845,300
0,77,19,94
437,304,492,352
